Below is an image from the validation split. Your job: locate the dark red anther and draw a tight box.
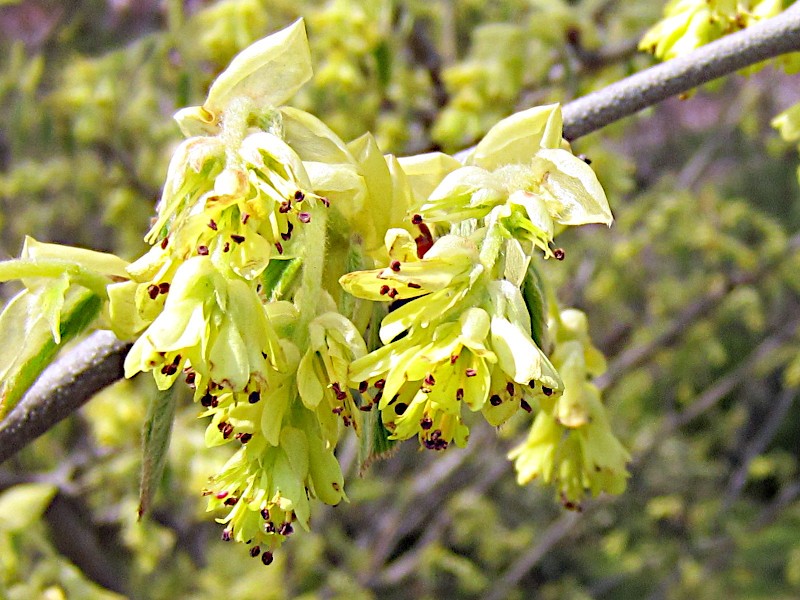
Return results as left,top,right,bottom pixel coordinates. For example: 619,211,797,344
542,386,553,396
239,433,252,444
420,417,433,430
221,529,232,542
520,399,532,413
394,402,408,415
241,213,250,224
358,381,369,393
208,219,218,230
279,201,291,213
281,232,291,241
201,393,214,407
490,395,502,406
374,379,385,389
222,423,234,439
415,223,435,258
359,404,373,411
260,508,269,520
223,242,230,252
160,237,169,249
248,391,260,404
408,282,421,289
336,390,347,400
553,248,565,261
387,288,398,299
261,551,274,565
294,190,305,201
456,388,464,401
298,212,311,223
158,282,170,294
465,368,477,377
379,285,390,295
216,491,228,500
506,382,515,396
278,522,293,536
450,354,459,364
147,284,159,300
197,245,209,255
231,234,245,243
411,214,423,225
224,497,238,506
390,260,401,271
424,374,435,386
161,363,177,376
185,371,196,386
286,222,293,234
332,407,343,415
264,522,276,533
275,242,283,254
250,545,261,558
320,196,330,207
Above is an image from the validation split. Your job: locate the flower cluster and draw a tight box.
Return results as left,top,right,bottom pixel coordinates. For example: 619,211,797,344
639,0,785,61
0,18,632,558
508,309,630,509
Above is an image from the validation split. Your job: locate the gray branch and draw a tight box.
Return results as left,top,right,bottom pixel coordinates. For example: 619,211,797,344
562,3,800,140
0,330,130,464
2,7,800,462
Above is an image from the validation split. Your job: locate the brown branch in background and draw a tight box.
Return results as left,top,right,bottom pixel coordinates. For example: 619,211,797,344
565,27,640,71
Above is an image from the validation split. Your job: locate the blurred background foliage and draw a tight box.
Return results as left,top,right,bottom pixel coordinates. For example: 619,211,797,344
1,0,800,598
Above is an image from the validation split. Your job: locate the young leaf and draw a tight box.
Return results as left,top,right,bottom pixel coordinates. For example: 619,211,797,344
0,289,101,418
0,483,57,533
138,386,177,520
521,260,548,349
358,406,398,476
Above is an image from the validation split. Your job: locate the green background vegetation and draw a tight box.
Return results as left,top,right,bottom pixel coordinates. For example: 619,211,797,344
1,0,800,598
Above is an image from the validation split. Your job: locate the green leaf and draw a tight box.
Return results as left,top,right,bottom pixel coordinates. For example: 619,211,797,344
0,483,57,533
358,406,398,476
373,41,392,90
521,259,547,348
138,386,177,520
0,289,101,417
260,256,302,301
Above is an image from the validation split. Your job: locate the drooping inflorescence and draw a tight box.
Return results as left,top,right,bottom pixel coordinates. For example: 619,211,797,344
0,18,631,559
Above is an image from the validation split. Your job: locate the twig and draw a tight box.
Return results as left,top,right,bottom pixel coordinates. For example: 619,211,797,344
720,387,797,512
481,511,582,600
561,4,800,140
596,231,800,392
0,330,130,464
